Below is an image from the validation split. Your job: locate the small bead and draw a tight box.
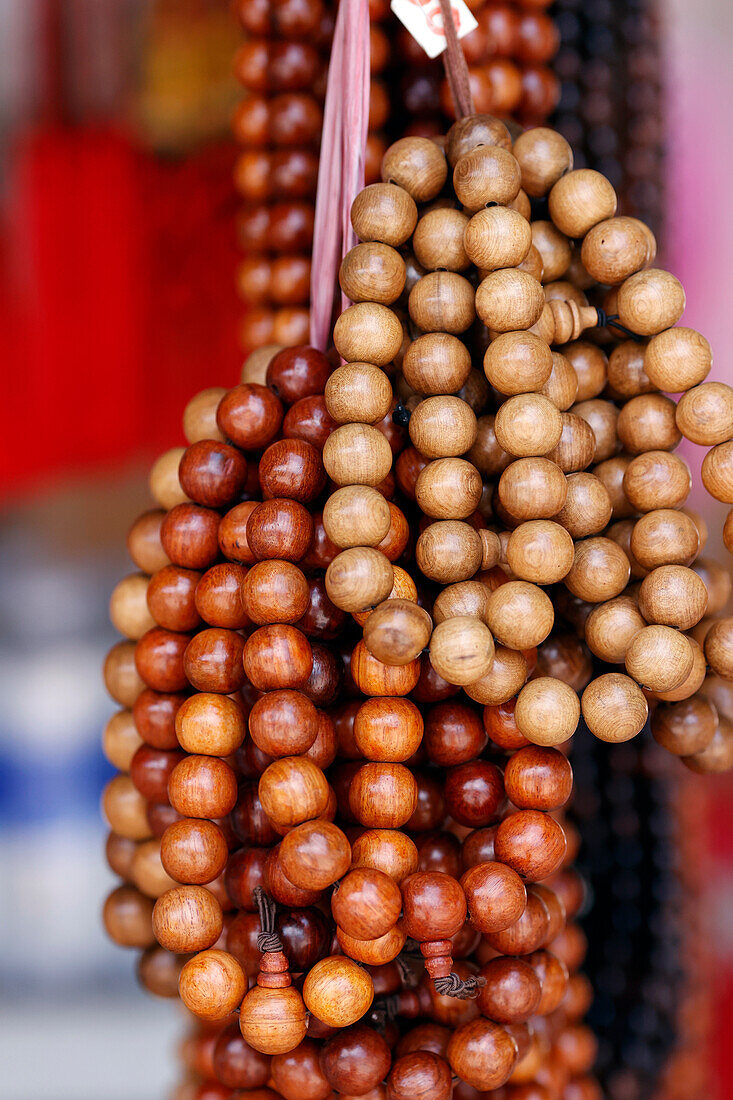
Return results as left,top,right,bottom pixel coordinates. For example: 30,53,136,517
161,818,229,885
584,597,647,664
184,387,227,443
388,1052,452,1100
247,498,314,562
259,439,326,503
110,574,156,639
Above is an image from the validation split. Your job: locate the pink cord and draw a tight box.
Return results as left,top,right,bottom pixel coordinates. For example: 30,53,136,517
309,0,370,352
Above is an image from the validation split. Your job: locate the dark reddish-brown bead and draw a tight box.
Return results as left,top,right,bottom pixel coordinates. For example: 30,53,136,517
133,689,186,750
494,811,567,882
417,832,462,878
302,642,342,706
246,498,315,561
183,629,246,694
225,846,270,911
241,560,310,625
212,1021,271,1090
218,501,259,564
195,563,250,629
412,654,461,704
284,395,337,450
146,802,182,838
230,780,280,847
248,689,319,757
476,956,542,1023
217,383,284,450
135,628,190,693
259,439,326,503
130,744,185,803
147,566,202,633
277,905,331,970
387,1051,453,1100
168,755,238,819
461,828,498,870
267,345,332,404
503,746,573,811
302,511,340,570
460,861,527,933
424,702,487,766
179,440,248,508
161,504,221,570
408,771,447,833
242,625,313,691
320,1025,392,1095
296,577,347,639
264,843,322,908
483,698,529,751
445,761,505,828
484,887,550,955
401,870,467,941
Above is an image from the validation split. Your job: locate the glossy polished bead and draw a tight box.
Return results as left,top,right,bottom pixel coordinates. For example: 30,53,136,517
332,867,402,940
494,810,566,881
179,949,246,1021
581,673,648,742
387,1052,452,1100
445,761,504,828
513,677,579,747
564,539,630,603
239,984,308,1056
243,625,313,691
505,521,574,584
212,1022,271,1090
504,746,572,810
158,504,220,571
279,820,351,890
131,744,184,803
487,582,554,650
102,773,151,839
103,710,143,771
423,701,485,766
321,1024,392,1096
476,957,541,1024
408,272,476,335
416,459,483,520
638,564,708,630
175,693,245,756
302,956,374,1028
267,346,331,405
401,870,467,941
433,579,494,625
110,573,156,639
259,756,329,828
622,450,691,513
583,597,646,664
447,1017,518,1091
168,755,238,819
152,885,223,953
464,206,531,273
161,818,229,885
269,1038,331,1100
240,560,309,626
264,844,321,909
259,439,326,503
217,384,284,450
410,397,478,460
581,216,650,285
630,508,699,571
178,441,248,509
349,762,418,828
485,887,550,956
351,640,421,697
351,183,418,247
351,829,419,882
184,629,245,694
498,457,567,521
245,499,313,563
340,242,406,304
248,690,318,757
460,862,527,933
364,599,432,666
194,563,249,630
135,628,190,693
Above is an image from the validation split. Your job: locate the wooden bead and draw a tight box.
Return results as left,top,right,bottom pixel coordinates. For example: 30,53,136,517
644,326,711,392
638,565,708,630
149,447,188,510
402,332,472,395
168,755,237,819
433,579,493,624
195,563,249,630
429,617,495,686
265,346,330,405
676,382,733,445
183,629,245,694
512,127,572,197
183,387,228,445
401,870,467,941
485,887,551,956
494,810,566,882
453,146,521,212
630,509,699,571
351,640,421,697
321,1025,391,1096
152,885,222,953
446,114,512,166
103,710,143,772
607,340,656,397
354,697,422,764
572,398,618,464
323,423,393,487
553,473,611,539
323,485,391,549
351,828,419,883
103,884,155,948
413,208,470,272
269,1038,331,1100
625,625,694,692
476,957,541,1024
548,169,616,238
527,949,568,1015
332,867,402,940
617,393,680,454
325,547,393,613
242,625,313,691
102,774,151,840
460,861,526,934
423,701,485,766
464,646,528,706
408,272,475,335
161,818,228,885
279,820,351,891
127,510,170,575
704,618,733,679
445,760,504,828
179,949,246,1020
583,597,646,664
104,640,146,706
349,762,418,827
175,693,245,756
693,557,732,614
416,522,482,586
484,331,553,396
617,269,685,336
132,689,183,751
415,459,482,520
409,396,478,459
494,394,562,459
110,573,156,639
475,270,544,332
505,521,573,585
325,363,393,425
239,985,308,1056
382,137,447,201
340,242,406,304
364,599,432,666
514,678,579,746
464,207,531,272
702,440,733,503
504,745,572,811
580,216,650,285
531,221,571,282
178,441,248,509
217,383,284,450
683,715,733,774
564,538,630,603
246,499,313,563
302,956,374,1027
498,457,567,521
259,439,326,504
487,582,554,649
623,450,691,513
259,756,329,828
447,1018,518,1091
652,697,718,756
248,690,318,757
545,412,596,473
581,673,648,742
387,1052,452,1100
351,183,418,247
241,560,309,625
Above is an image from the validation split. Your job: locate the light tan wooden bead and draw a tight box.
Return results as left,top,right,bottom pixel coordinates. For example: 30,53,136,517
572,399,619,463
555,472,612,539
498,457,568,521
484,331,553,395
625,625,694,692
622,450,691,513
693,557,732,616
409,272,476,335
704,619,733,679
643,327,711,392
540,352,578,411
433,580,493,624
413,208,470,272
480,530,502,571
179,949,246,1021
339,243,406,305
506,521,575,584
513,128,573,198
446,114,512,165
517,243,545,282
325,547,394,613
546,413,596,473
630,509,699,570
416,521,483,584
562,341,607,402
415,458,483,519
464,646,528,705
382,137,447,201
580,216,650,285
515,677,580,746
494,394,563,458
303,956,375,1027
531,221,572,282
364,598,433,666
183,387,227,444
617,393,681,454
429,616,495,686
402,332,472,395
607,340,656,397
702,441,733,502
659,635,707,701
683,715,733,774
453,145,521,212
616,269,685,336
131,838,177,899
463,206,532,271
548,169,617,238
487,581,555,649
323,423,393,487
581,673,648,742
333,303,403,366
351,183,418,246
468,415,511,478
676,382,733,446
584,596,646,663
103,710,143,773
638,565,708,631
102,774,152,840
565,537,630,603
149,448,188,510
241,344,283,384
409,396,478,459
325,363,393,425
323,485,392,549
475,270,545,333
110,574,155,640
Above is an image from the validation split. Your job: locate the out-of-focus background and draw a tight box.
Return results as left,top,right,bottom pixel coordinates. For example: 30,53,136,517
0,1,732,1098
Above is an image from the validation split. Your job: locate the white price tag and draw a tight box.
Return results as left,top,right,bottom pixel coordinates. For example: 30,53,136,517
390,0,478,60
